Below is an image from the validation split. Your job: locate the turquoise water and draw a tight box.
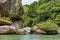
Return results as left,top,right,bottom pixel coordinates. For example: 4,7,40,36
0,35,60,40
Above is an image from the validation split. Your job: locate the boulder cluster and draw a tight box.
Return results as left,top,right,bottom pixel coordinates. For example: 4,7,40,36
0,19,60,35
0,19,46,35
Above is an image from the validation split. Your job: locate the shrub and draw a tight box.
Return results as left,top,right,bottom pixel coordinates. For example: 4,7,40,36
36,20,58,31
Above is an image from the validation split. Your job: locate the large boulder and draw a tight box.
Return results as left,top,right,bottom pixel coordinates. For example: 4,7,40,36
15,29,25,35
31,26,46,34
0,25,16,34
12,21,24,29
23,27,31,34
0,19,12,25
15,27,31,35
0,0,23,20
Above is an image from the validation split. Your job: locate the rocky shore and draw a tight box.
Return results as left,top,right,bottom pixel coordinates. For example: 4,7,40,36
0,19,59,35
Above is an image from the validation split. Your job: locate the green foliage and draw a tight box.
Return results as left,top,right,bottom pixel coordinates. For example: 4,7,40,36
1,17,12,22
36,20,58,31
22,0,60,27
23,5,29,14
54,14,60,25
21,15,33,26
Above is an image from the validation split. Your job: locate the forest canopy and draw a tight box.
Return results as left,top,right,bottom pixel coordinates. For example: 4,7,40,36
21,0,60,27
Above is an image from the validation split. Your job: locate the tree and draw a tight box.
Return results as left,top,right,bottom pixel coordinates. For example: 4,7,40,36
22,0,60,27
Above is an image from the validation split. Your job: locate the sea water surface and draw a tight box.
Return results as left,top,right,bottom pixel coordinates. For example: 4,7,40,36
0,35,60,40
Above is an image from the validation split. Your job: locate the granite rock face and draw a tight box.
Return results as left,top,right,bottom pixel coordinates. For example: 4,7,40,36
0,0,23,19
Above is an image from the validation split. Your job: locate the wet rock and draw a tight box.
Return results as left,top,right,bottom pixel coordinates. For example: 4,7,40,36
0,19,12,25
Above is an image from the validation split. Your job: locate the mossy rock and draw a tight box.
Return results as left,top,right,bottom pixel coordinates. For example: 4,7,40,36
1,17,12,22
